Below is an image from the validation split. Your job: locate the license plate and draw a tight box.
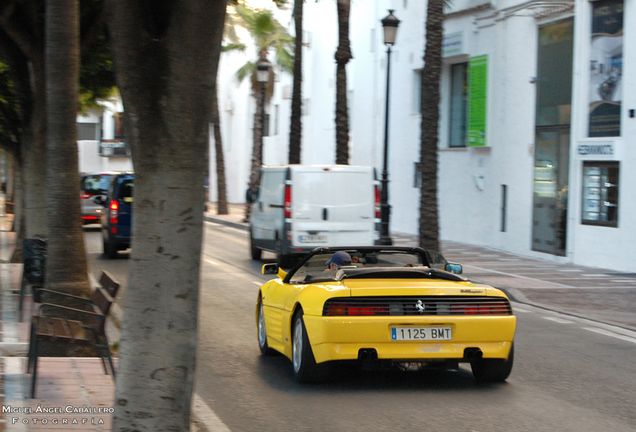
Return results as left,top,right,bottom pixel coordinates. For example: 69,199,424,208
391,327,452,341
299,234,327,243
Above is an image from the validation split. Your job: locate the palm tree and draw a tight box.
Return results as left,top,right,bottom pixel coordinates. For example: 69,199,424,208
232,5,293,221
334,0,352,164
288,0,303,164
45,0,91,296
418,0,445,253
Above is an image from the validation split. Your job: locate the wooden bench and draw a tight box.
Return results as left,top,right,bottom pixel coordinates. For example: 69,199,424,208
27,270,120,398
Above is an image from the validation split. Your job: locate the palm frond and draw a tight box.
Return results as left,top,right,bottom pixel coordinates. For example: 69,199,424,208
223,43,247,53
235,61,256,84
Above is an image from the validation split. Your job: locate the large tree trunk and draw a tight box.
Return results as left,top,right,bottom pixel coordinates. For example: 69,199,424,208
22,59,48,240
105,1,225,430
288,0,303,164
334,0,352,165
44,0,90,295
418,0,444,253
211,82,228,215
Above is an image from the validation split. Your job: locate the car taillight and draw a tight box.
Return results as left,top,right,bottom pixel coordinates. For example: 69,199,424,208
109,200,119,225
374,185,381,218
81,192,91,199
325,302,389,316
284,185,291,218
451,303,507,315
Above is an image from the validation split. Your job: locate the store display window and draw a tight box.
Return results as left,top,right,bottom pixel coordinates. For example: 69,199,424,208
581,162,619,227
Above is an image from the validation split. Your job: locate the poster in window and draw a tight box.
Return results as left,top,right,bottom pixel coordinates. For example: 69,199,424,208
468,55,487,146
589,0,623,137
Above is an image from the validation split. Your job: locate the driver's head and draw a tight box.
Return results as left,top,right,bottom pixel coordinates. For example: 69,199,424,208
325,251,352,271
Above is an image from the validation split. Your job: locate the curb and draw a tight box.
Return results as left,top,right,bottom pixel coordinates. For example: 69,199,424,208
203,214,249,231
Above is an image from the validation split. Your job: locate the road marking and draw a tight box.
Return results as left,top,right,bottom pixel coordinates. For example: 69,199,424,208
204,258,219,266
192,393,232,432
583,327,636,345
542,316,574,324
253,281,262,286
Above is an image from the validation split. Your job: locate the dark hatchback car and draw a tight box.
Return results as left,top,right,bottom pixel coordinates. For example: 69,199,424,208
80,172,116,225
98,172,134,258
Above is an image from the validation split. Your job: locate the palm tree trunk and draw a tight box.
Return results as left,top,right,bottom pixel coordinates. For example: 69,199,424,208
22,59,48,240
334,0,352,165
44,0,91,296
419,0,444,253
245,82,265,222
211,82,228,215
106,1,225,429
288,0,303,164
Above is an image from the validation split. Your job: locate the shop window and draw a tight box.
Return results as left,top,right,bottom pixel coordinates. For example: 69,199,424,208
449,62,468,147
581,162,619,227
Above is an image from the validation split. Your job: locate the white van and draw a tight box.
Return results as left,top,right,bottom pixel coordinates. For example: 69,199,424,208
247,165,380,267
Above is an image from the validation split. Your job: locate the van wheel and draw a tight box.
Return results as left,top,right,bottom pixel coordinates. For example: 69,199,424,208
250,232,262,260
103,233,118,259
277,253,294,269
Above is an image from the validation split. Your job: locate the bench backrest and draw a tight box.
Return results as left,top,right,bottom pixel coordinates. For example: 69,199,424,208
91,287,113,316
99,270,120,298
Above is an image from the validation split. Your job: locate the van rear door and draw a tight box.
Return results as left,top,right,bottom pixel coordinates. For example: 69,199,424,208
291,166,375,247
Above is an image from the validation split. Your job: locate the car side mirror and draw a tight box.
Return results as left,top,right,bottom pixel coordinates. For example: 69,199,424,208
262,263,279,275
444,263,463,274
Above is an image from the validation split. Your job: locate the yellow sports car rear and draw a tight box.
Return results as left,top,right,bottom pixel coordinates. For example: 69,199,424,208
256,247,516,383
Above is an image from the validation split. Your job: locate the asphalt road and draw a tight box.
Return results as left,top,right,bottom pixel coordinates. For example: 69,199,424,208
84,221,636,432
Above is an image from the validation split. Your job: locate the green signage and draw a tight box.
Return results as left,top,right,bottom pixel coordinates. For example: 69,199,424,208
468,55,488,147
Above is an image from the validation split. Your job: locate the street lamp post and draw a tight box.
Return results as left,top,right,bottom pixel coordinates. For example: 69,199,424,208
256,56,271,164
379,10,400,245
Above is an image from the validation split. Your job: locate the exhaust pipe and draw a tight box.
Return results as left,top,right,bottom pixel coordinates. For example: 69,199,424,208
358,348,378,361
464,348,483,361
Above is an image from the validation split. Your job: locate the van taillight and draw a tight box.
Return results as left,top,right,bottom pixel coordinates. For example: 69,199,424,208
284,186,291,218
374,186,381,218
110,200,119,225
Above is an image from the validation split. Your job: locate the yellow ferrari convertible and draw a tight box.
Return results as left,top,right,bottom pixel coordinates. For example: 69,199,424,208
256,247,516,383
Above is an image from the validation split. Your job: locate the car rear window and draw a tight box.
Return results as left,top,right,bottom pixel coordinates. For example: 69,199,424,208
81,174,113,195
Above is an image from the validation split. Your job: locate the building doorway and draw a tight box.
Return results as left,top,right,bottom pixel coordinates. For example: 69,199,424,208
532,19,573,256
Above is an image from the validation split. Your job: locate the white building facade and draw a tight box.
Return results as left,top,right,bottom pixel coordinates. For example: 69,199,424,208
208,0,635,273
77,97,133,174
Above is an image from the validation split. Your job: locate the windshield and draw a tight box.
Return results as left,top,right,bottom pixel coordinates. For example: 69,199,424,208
288,249,430,284
81,174,113,195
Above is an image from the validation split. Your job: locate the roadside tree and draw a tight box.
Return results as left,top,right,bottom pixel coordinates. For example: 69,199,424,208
104,1,225,430
418,0,444,253
44,0,90,294
334,0,352,164
232,4,293,221
288,0,303,164
0,1,113,299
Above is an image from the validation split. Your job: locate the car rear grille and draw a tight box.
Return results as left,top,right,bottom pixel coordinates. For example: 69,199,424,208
323,296,513,316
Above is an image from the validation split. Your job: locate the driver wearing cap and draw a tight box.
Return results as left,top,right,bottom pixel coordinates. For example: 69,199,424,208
325,251,352,271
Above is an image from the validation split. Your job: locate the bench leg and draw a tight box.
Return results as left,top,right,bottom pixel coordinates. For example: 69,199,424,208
18,273,27,322
27,321,36,374
30,339,39,398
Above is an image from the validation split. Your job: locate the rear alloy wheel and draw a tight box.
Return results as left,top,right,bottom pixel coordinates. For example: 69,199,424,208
257,300,275,356
292,309,329,383
250,231,262,260
471,344,514,383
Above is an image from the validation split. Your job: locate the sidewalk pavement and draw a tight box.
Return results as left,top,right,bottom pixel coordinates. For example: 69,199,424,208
0,204,634,431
